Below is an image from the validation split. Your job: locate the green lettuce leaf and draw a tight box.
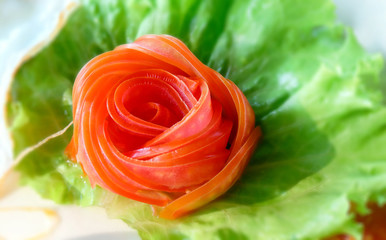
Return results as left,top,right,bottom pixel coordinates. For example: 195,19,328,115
6,0,386,239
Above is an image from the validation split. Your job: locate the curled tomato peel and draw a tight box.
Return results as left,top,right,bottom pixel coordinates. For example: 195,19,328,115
66,34,261,219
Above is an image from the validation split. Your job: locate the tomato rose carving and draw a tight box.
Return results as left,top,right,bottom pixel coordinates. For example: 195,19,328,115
67,34,261,219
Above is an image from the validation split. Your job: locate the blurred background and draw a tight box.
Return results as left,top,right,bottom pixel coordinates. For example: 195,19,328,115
335,0,386,57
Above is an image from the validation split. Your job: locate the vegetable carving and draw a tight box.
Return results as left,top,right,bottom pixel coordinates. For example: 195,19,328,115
66,34,261,219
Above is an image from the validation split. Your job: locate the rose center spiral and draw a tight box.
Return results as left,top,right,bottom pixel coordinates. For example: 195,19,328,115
105,70,200,152
115,77,187,128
